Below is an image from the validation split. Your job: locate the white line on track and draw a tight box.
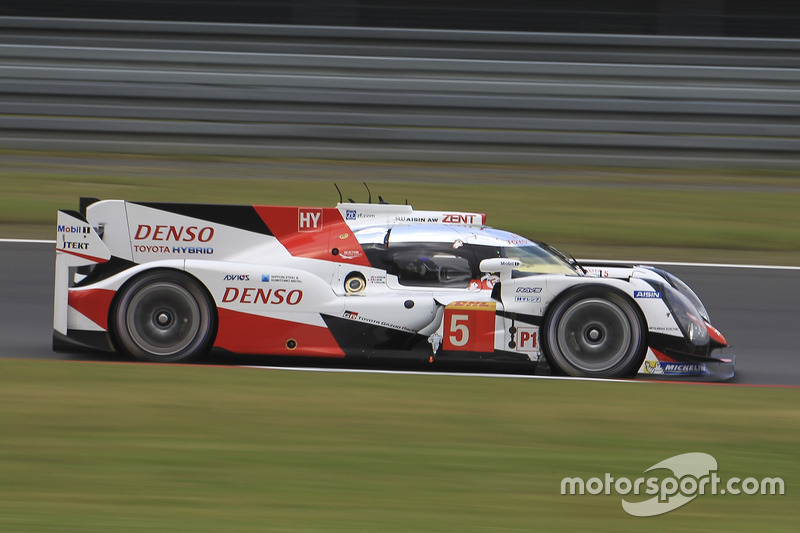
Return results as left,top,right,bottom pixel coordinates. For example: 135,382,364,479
241,365,640,383
1,238,55,244
581,258,800,271
6,238,799,271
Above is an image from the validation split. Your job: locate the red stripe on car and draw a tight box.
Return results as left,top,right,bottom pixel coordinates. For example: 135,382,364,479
215,308,346,357
68,288,116,330
254,206,370,266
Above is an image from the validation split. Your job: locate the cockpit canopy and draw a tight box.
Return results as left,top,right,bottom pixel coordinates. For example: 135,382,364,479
355,224,579,287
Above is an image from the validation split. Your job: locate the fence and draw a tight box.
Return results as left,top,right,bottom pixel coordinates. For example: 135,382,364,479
2,17,800,168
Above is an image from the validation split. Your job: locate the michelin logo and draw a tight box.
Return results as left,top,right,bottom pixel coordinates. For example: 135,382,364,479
645,361,708,375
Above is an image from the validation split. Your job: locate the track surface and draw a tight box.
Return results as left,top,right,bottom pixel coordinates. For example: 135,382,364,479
2,241,798,385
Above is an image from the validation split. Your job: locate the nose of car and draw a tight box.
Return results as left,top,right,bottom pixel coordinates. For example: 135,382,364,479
706,323,728,347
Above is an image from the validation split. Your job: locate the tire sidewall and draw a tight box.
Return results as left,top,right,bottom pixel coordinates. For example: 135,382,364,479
111,269,217,363
541,285,647,378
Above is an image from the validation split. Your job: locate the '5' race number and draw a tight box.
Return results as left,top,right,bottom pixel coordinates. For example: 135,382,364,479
443,301,496,352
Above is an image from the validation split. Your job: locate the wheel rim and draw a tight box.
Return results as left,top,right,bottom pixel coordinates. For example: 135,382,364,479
125,282,201,356
555,298,634,373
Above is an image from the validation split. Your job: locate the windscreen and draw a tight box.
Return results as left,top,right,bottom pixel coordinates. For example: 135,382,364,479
500,245,580,277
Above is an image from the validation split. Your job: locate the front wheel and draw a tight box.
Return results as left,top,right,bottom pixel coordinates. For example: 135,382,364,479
112,270,216,363
542,286,646,378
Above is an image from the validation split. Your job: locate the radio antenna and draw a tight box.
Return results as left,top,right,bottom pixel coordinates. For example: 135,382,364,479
334,183,343,203
363,182,372,204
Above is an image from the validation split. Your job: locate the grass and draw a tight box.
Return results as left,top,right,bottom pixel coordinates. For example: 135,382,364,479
1,152,800,265
0,359,797,532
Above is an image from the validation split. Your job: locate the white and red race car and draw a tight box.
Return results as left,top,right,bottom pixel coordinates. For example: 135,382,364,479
54,198,734,380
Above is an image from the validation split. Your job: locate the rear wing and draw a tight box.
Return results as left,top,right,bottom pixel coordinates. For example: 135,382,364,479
336,203,485,229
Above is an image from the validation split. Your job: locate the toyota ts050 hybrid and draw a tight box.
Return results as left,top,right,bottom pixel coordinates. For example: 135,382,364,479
54,197,734,380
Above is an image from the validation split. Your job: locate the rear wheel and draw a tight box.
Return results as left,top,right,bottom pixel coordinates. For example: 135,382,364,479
542,286,646,378
112,270,216,362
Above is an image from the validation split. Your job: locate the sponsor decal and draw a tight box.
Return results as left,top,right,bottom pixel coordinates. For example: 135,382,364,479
506,238,532,246
57,225,90,234
339,250,363,260
634,290,661,299
345,210,375,220
223,274,250,281
515,327,539,353
516,287,542,293
339,233,349,239
261,274,302,284
222,287,303,305
442,214,478,224
447,301,496,309
133,245,214,254
392,216,440,223
648,326,680,333
368,275,386,285
342,310,416,332
644,361,708,375
298,208,323,232
61,241,90,250
134,225,214,242
515,296,541,303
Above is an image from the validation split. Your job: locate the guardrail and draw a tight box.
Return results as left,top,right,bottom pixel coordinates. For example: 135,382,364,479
2,17,800,167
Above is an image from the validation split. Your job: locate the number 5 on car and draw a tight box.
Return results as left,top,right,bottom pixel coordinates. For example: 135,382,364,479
443,301,496,352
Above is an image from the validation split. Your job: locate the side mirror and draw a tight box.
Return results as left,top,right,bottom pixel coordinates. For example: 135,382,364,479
479,258,520,280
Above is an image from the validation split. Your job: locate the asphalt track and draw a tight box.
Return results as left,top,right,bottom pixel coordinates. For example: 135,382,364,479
2,240,799,385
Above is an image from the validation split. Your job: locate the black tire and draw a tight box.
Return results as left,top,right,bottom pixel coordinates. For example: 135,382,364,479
112,270,216,363
542,286,646,378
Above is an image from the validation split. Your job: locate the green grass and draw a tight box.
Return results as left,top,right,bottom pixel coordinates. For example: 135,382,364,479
2,152,800,264
0,359,797,532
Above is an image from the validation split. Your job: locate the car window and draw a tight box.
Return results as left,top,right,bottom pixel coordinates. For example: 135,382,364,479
386,245,475,288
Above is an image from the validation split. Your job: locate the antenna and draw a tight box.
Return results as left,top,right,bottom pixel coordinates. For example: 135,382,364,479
378,195,389,204
363,182,372,204
334,183,343,203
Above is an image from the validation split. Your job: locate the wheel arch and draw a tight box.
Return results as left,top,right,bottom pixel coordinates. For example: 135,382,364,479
541,282,648,377
107,266,219,359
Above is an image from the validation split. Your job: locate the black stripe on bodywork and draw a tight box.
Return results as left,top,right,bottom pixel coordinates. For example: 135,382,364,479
133,202,273,236
499,311,542,326
648,332,710,360
321,314,430,355
75,256,138,287
53,330,115,353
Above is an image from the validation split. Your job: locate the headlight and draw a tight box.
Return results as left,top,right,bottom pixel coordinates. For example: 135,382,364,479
660,284,709,347
644,267,710,322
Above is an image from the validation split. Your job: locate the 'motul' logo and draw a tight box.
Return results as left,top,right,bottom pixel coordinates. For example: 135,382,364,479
560,452,785,517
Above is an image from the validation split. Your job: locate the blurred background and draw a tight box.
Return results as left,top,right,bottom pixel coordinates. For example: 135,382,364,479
4,1,800,36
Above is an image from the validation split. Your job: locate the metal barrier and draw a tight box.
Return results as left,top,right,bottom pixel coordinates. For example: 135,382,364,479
2,17,800,167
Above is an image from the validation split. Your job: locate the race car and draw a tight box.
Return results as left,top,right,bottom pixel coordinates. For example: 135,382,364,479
54,197,734,380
